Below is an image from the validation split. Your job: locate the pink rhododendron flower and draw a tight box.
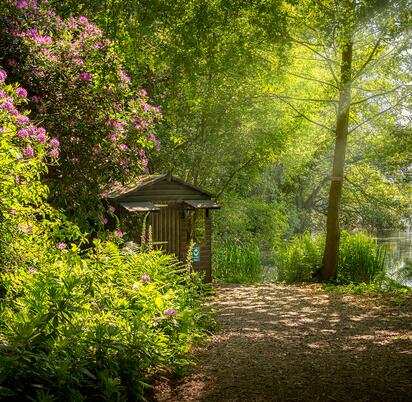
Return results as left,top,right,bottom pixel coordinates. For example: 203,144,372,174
23,146,34,157
164,308,177,317
109,205,115,213
119,143,128,151
109,134,117,142
9,209,16,215
119,70,131,83
141,274,151,282
115,230,123,238
50,138,60,147
31,95,42,102
56,242,66,250
79,72,92,81
1,100,13,111
16,115,30,124
28,125,37,135
15,177,20,184
106,119,122,130
37,127,46,135
78,16,88,24
0,90,6,98
49,149,59,158
100,216,108,224
36,133,46,142
102,191,109,198
18,129,28,138
139,89,147,96
15,87,28,97
0,70,7,83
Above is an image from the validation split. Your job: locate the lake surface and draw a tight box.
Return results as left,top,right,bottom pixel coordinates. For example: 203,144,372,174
377,228,412,287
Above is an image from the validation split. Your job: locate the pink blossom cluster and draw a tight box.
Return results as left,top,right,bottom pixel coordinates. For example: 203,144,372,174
1,81,60,159
2,0,163,227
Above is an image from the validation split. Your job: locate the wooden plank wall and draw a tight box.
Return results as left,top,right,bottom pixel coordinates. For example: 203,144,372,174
116,179,214,282
149,202,181,258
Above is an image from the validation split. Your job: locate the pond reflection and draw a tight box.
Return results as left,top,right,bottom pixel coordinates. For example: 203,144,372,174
377,228,412,287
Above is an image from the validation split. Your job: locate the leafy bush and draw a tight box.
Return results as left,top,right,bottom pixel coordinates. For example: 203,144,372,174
274,233,323,283
272,231,387,285
337,231,386,284
213,240,261,283
0,65,211,401
0,0,161,230
0,242,211,401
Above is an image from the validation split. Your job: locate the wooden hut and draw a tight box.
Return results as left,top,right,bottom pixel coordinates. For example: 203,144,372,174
107,173,220,282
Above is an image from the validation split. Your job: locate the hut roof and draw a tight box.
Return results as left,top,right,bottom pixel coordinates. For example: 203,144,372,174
107,174,214,200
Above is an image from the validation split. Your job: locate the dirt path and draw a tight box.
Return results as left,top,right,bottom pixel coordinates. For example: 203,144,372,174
151,284,412,402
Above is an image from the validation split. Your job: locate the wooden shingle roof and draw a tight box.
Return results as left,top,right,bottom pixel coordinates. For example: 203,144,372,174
106,174,213,200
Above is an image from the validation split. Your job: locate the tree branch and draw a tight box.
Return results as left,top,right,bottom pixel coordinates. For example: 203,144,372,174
215,154,258,198
282,70,339,89
269,93,335,133
353,37,382,80
348,97,406,133
266,94,337,103
351,85,405,105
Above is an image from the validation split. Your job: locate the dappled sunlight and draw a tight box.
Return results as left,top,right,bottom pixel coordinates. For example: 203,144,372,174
153,284,412,402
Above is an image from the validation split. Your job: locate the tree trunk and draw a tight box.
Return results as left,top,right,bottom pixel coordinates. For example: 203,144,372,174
322,40,353,280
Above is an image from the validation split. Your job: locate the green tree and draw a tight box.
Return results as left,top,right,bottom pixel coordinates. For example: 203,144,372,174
266,0,411,278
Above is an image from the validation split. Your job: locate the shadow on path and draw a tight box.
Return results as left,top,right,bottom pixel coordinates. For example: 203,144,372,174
151,284,412,402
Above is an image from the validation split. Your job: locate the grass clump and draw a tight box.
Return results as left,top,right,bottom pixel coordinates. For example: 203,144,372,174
337,231,386,284
213,240,261,283
274,233,323,283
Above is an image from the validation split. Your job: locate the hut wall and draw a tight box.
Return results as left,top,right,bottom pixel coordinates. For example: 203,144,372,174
114,177,215,282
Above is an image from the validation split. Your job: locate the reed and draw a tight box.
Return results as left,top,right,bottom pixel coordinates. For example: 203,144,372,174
213,240,261,283
337,231,386,284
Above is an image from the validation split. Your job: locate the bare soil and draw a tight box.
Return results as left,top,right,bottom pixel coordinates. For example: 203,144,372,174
150,284,412,402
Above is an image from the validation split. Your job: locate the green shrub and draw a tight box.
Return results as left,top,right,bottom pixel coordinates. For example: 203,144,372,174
0,242,211,401
213,240,261,283
274,233,323,283
337,231,386,284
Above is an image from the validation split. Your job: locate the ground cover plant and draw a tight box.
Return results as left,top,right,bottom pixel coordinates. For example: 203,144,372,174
0,243,210,401
0,3,213,399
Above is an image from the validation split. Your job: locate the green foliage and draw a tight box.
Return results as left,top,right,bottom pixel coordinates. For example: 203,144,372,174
274,233,324,283
0,1,161,231
337,231,387,284
272,231,389,285
322,281,411,306
213,240,261,284
0,243,211,400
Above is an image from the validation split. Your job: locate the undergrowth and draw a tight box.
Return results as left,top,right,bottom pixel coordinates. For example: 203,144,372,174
213,240,261,283
0,243,213,401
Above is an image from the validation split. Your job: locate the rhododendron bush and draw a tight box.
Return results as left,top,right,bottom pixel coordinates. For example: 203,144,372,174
0,0,161,229
0,2,213,400
0,68,75,271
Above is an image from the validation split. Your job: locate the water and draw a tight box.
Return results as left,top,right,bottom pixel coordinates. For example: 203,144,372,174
377,228,412,287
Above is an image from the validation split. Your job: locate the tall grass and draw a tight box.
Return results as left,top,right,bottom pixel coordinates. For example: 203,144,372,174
337,231,386,284
274,233,324,283
213,240,261,283
271,231,387,285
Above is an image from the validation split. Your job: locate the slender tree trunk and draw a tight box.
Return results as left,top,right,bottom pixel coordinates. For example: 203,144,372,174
322,40,353,279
